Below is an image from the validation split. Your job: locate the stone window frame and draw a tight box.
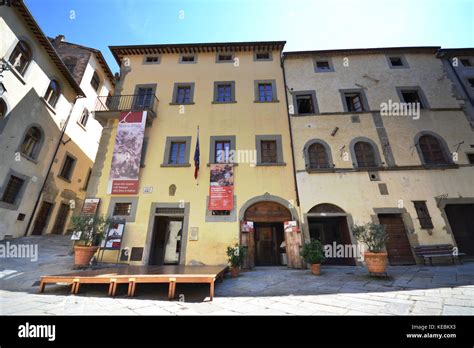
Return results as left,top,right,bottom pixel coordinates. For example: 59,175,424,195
57,151,77,182
143,55,161,65
212,81,236,103
313,56,335,73
291,90,320,116
255,134,285,166
303,139,334,170
386,54,409,69
205,195,237,222
161,136,192,167
107,196,139,223
339,88,370,113
396,86,430,109
349,136,383,168
0,169,30,210
254,79,279,103
253,51,273,62
413,131,453,166
215,51,235,63
208,135,237,165
179,53,198,64
170,82,195,105
17,123,45,163
6,36,36,82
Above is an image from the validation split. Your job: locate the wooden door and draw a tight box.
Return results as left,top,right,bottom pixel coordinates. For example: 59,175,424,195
445,204,474,257
256,226,276,265
52,203,70,235
32,201,53,235
379,214,415,265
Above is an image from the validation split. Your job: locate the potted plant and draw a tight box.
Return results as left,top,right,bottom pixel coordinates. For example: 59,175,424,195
69,215,111,267
300,240,326,275
226,244,245,278
352,222,389,275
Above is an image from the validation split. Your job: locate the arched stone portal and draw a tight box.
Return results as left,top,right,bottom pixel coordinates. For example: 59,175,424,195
239,193,302,269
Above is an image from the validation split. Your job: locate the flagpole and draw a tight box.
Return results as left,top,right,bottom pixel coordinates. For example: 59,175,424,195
195,125,200,186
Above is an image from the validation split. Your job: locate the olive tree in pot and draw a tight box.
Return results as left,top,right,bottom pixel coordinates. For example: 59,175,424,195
300,240,326,275
352,222,389,274
226,244,246,278
69,215,111,267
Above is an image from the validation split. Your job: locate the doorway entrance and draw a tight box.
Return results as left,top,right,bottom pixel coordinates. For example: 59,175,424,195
149,216,183,265
52,203,70,235
255,222,285,266
378,214,415,265
444,204,474,257
32,201,53,235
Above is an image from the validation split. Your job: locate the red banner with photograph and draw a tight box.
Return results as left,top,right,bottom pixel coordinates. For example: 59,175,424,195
107,111,147,195
209,164,234,211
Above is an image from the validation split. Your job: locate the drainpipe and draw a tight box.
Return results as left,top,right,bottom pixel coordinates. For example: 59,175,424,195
24,95,81,236
280,53,300,207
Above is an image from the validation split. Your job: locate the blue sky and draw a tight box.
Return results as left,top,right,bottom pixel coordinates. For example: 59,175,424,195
25,0,474,73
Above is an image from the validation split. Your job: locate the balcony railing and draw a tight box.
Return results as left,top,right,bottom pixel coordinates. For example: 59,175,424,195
95,94,159,117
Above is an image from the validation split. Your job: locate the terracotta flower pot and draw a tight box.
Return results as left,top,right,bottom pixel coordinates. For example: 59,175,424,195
310,263,321,276
230,266,239,278
74,245,99,267
364,252,388,274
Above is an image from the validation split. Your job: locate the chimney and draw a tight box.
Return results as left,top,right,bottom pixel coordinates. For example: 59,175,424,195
53,35,65,46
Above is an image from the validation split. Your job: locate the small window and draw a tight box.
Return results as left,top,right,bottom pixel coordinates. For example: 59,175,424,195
461,58,472,67
308,143,330,169
413,201,434,229
78,109,89,127
91,71,100,92
344,92,365,112
176,86,192,104
467,78,474,88
296,94,315,115
83,168,92,191
215,140,231,163
354,141,377,168
466,153,474,164
9,40,32,76
64,57,77,73
180,54,196,63
258,83,273,102
44,80,60,108
260,140,277,163
20,126,42,159
169,142,186,164
215,83,232,103
145,56,160,64
59,155,76,180
388,56,407,68
1,175,25,204
217,53,233,62
418,134,449,165
316,60,330,71
400,89,426,109
113,202,132,216
255,52,271,61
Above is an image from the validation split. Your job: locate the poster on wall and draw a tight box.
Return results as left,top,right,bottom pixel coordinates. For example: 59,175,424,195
208,164,234,211
284,221,300,233
107,111,147,195
101,222,126,250
80,198,101,216
241,221,254,233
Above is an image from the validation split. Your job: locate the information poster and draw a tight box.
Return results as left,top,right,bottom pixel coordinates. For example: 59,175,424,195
208,164,234,211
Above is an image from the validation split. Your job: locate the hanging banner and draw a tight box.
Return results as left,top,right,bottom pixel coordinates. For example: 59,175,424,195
208,164,234,211
107,111,147,194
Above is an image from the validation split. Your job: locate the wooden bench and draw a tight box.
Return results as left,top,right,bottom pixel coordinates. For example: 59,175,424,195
413,244,465,266
39,265,227,301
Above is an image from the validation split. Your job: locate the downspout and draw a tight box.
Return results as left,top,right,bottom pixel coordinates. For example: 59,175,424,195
24,95,82,236
280,52,300,207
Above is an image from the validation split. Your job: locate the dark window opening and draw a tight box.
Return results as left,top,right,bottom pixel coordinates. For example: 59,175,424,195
389,57,404,67
145,56,159,63
176,86,192,104
256,52,270,60
1,175,25,204
467,153,474,164
461,59,472,67
0,99,6,120
59,155,75,180
181,55,195,62
296,94,315,114
44,80,60,107
467,78,474,88
316,60,331,70
261,140,277,163
21,126,42,159
91,71,100,91
135,87,153,109
345,93,364,112
79,109,89,127
9,40,32,76
401,90,425,109
83,168,92,191
413,201,434,229
218,53,233,62
113,202,132,216
169,142,186,164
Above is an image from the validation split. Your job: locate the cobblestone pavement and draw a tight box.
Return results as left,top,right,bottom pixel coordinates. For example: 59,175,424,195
1,235,473,315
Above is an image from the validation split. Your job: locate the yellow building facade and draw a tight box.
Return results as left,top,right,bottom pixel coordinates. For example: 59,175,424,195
90,42,299,267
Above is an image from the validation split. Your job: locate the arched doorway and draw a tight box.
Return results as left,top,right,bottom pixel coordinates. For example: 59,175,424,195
243,201,291,267
306,203,356,266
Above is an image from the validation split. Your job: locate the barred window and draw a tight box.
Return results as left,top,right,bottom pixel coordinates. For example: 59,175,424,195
354,141,377,168
1,175,25,204
308,143,330,169
413,201,434,229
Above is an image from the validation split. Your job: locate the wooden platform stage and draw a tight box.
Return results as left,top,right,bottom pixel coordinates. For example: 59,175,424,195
39,265,228,301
